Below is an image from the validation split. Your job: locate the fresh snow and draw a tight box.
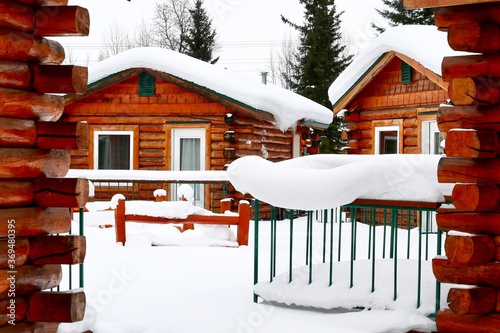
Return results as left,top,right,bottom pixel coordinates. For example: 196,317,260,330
328,25,470,108
85,47,333,131
227,154,448,210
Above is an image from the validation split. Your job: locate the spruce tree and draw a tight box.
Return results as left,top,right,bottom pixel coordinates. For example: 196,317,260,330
282,0,352,154
372,0,434,35
185,0,218,63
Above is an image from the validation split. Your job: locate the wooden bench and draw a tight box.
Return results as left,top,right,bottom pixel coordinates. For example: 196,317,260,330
114,199,251,246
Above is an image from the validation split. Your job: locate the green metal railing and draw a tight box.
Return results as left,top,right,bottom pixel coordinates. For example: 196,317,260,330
253,200,444,316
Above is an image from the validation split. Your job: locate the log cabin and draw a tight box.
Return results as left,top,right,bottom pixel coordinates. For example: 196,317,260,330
62,47,333,210
328,25,465,156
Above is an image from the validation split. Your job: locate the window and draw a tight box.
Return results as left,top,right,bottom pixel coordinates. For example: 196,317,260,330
374,126,399,154
421,120,444,154
94,131,134,170
138,72,155,96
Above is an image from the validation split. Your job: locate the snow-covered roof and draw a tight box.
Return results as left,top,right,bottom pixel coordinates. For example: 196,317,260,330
328,25,466,110
87,47,333,131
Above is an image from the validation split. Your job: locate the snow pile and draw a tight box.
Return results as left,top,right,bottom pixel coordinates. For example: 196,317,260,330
87,47,333,131
124,200,214,219
227,154,446,210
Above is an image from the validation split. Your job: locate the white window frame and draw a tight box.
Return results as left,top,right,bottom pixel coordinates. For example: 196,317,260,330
421,120,443,155
93,130,134,170
374,125,400,155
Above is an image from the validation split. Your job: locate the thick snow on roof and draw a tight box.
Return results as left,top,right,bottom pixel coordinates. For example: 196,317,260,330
87,47,333,131
328,25,466,108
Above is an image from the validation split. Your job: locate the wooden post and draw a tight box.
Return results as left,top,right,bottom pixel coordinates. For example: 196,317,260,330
0,207,70,236
444,129,498,158
452,183,500,211
115,199,126,245
28,235,86,265
445,235,495,264
447,287,499,316
436,309,500,333
0,148,70,178
237,200,250,246
27,290,86,322
220,198,232,213
33,177,89,208
0,238,29,269
0,265,62,298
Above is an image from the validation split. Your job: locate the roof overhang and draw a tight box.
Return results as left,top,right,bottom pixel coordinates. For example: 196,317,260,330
332,51,449,114
64,68,275,123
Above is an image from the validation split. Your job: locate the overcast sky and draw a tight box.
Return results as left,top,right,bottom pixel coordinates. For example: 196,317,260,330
60,0,387,81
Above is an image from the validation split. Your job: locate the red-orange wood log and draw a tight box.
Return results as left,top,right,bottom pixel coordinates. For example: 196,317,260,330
17,0,68,5
32,65,88,93
28,235,86,265
0,148,70,178
220,198,232,213
436,209,500,235
0,118,36,147
437,105,500,132
434,2,500,31
27,289,85,322
445,129,497,158
442,53,500,81
452,184,500,211
433,257,500,287
0,180,33,208
34,6,90,37
36,121,89,150
449,77,500,106
0,1,33,33
0,238,29,270
438,157,500,184
0,87,63,121
237,200,250,246
447,287,499,316
0,265,62,298
436,309,500,333
0,207,70,236
448,22,500,53
0,322,59,333
445,235,495,264
115,198,126,245
0,296,27,325
33,178,89,208
0,28,64,64
0,61,87,93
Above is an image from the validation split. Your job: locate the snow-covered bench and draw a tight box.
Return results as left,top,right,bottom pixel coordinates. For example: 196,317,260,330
114,199,251,246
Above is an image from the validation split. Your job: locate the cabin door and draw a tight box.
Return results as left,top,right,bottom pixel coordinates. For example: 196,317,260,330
171,128,206,207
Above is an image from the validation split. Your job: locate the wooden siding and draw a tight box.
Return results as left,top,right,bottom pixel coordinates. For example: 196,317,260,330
64,74,294,171
63,72,294,215
343,57,448,154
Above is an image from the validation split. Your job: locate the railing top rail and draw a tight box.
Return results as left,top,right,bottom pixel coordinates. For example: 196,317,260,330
66,169,230,184
347,198,443,211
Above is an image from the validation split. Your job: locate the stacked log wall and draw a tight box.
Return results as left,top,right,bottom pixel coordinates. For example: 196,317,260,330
0,1,90,331
402,1,500,332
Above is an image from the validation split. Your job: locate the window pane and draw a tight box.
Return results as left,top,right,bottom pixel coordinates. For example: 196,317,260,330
98,135,131,169
379,131,398,154
433,132,444,154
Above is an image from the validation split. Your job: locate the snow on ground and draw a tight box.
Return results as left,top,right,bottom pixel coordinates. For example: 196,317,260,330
58,208,446,333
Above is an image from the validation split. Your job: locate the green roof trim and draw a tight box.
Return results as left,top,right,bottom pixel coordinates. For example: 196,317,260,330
332,52,390,111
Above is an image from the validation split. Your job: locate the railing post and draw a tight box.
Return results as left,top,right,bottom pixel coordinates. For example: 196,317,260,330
253,199,260,303
289,210,294,283
115,199,126,245
237,200,250,246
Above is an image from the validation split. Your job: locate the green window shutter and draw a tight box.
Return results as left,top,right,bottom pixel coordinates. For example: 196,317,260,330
401,61,413,84
138,72,155,96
